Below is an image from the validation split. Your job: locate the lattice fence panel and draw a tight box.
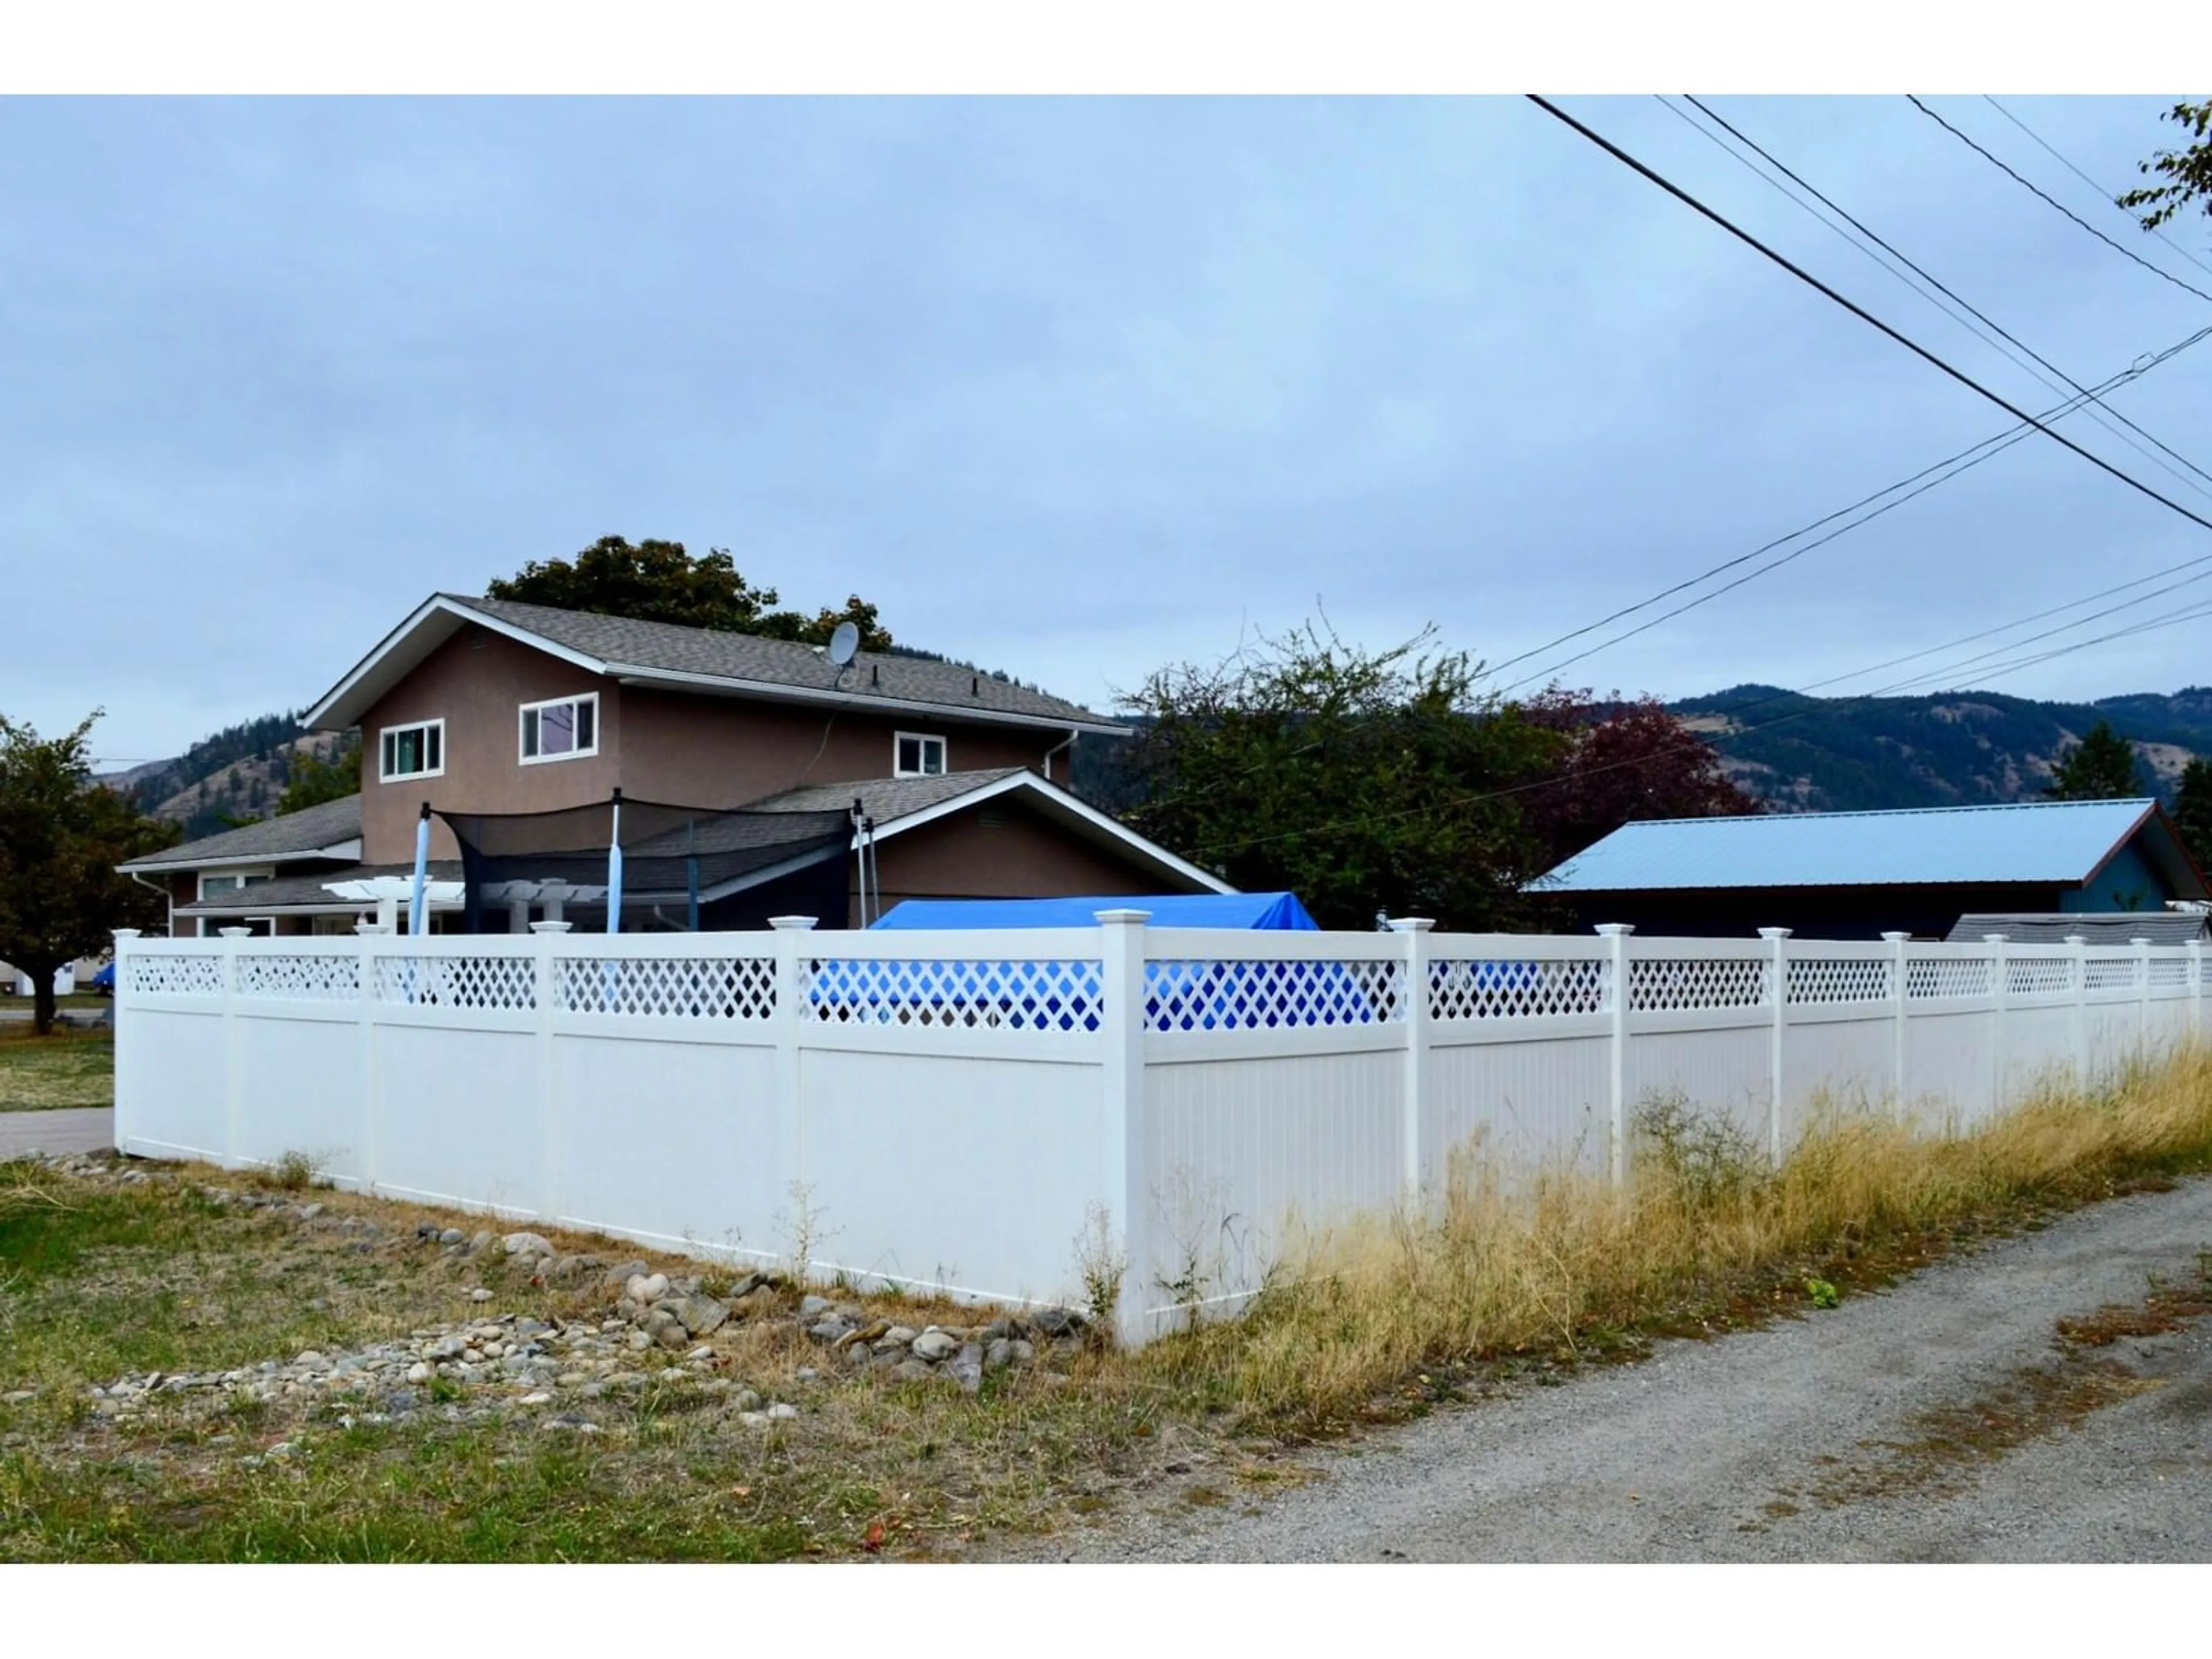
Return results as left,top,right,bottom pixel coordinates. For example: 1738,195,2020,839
2006,957,2074,998
236,954,362,1002
1906,957,1993,1000
1786,957,1892,1006
1430,957,1607,1020
557,957,776,1020
1147,958,1406,1032
1628,957,1769,1012
2084,955,2142,991
805,957,1103,1031
372,954,537,1011
124,955,225,997
2149,957,2194,989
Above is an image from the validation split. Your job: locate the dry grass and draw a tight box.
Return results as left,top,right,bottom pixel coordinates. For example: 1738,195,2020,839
1129,1049,2212,1433
0,1030,112,1112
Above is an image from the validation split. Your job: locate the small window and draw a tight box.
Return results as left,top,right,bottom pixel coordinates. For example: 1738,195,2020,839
520,692,600,765
197,871,271,900
895,732,946,778
379,719,445,781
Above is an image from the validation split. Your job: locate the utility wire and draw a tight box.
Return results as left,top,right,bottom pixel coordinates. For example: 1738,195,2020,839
1522,94,2212,540
1676,94,2212,495
1488,320,2212,686
1981,95,2212,282
1906,94,2212,306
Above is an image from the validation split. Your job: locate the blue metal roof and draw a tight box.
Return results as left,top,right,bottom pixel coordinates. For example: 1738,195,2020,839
1537,798,2179,893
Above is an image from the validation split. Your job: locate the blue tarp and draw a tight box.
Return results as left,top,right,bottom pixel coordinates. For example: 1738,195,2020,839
868,892,1317,931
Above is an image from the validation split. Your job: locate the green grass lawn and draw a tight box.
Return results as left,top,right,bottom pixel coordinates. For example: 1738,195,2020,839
0,1033,114,1112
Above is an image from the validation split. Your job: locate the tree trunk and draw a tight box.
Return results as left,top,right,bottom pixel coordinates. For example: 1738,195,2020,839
27,961,59,1037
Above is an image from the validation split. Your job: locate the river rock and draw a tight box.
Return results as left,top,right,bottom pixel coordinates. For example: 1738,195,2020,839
503,1232,554,1257
910,1330,959,1362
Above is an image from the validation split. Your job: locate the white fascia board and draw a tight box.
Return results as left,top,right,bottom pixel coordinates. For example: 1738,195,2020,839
854,770,1234,895
117,839,364,876
303,596,607,730
607,664,1132,738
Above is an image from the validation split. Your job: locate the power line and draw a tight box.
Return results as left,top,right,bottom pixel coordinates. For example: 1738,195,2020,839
1906,94,2212,306
1522,96,2212,535
1980,95,2212,282
1675,94,2212,496
1488,321,2212,687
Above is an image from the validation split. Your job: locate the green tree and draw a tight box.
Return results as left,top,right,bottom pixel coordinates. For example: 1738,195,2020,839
276,734,362,815
487,536,893,649
2044,719,2146,800
2173,755,2212,868
0,711,179,1035
1120,623,1570,929
2118,99,2212,231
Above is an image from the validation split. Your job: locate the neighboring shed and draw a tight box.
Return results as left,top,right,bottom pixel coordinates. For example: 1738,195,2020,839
1535,798,2211,941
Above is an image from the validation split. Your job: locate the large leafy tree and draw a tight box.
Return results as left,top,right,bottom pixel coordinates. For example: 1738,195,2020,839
487,536,893,649
2118,99,2212,231
1120,624,1570,929
1519,691,1763,867
0,712,179,1035
2044,719,2146,800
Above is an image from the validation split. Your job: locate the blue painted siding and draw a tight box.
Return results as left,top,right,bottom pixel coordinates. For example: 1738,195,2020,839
2064,840,2171,914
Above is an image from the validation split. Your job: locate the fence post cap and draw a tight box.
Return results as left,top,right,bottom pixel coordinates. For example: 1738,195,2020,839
2063,934,2087,944
353,923,393,935
1594,923,1635,937
1384,917,1436,933
2131,936,2154,946
1093,908,1152,924
528,921,574,934
767,915,817,931
1757,927,1794,940
1880,930,1911,942
111,928,141,941
1983,933,2011,944
217,926,252,938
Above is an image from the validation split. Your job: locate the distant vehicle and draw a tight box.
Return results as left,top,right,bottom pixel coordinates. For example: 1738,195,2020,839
92,963,116,996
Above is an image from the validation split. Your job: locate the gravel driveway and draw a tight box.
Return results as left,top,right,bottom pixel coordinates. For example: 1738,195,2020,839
1002,1177,2212,1562
0,1108,114,1159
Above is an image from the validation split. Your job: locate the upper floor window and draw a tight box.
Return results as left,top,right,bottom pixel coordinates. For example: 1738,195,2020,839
380,719,444,782
198,870,271,900
895,731,947,778
520,692,599,765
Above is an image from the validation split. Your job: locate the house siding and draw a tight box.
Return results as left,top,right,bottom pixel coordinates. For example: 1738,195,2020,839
851,801,1164,928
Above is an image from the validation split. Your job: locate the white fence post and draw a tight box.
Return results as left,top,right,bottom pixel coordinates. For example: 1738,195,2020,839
535,923,563,1226
769,916,817,1255
1388,918,1435,1201
2191,937,2205,1044
1598,924,1634,1187
218,926,249,1168
1096,908,1152,1346
1759,927,1791,1165
109,929,139,1149
1984,933,2010,1120
2066,933,2088,1088
2134,934,2154,1058
1882,931,1910,1115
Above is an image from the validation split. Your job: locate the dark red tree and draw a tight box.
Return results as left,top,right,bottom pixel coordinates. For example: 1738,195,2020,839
1518,690,1762,868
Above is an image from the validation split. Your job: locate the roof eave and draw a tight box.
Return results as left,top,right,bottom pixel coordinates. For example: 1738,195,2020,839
303,595,606,730
606,663,1132,737
118,840,364,876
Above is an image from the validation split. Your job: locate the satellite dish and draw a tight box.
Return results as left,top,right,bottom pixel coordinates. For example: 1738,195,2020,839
827,620,861,668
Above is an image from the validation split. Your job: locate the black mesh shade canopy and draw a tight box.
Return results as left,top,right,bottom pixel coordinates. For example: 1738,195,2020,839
439,795,851,932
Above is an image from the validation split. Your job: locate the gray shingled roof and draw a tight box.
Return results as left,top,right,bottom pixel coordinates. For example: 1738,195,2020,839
177,859,463,913
749,767,1031,823
121,794,363,872
1946,912,2211,945
449,596,1125,730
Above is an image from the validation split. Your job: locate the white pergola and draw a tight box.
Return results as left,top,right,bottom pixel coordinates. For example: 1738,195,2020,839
321,876,467,933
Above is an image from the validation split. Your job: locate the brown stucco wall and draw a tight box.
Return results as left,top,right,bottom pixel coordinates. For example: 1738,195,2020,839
616,687,1054,809
847,799,1166,927
354,623,1071,864
358,625,621,863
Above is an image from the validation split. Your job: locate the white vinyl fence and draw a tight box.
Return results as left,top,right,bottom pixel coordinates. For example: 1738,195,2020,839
108,916,2208,1343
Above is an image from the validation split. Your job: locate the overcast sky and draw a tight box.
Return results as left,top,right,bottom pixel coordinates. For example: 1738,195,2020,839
6,94,2211,767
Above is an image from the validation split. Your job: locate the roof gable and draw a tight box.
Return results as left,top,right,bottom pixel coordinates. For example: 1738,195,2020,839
305,594,1131,737
1539,798,2210,899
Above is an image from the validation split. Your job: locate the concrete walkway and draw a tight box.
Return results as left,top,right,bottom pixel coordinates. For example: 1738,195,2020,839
0,1108,115,1158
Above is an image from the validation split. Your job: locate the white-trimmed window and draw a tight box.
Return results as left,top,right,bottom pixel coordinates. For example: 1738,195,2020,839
379,719,445,781
520,692,599,765
197,870,272,900
894,731,947,778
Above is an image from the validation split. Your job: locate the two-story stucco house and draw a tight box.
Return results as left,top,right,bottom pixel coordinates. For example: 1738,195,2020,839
122,593,1228,935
